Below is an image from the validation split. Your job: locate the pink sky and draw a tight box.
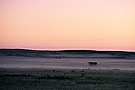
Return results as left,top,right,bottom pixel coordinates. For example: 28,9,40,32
0,0,135,51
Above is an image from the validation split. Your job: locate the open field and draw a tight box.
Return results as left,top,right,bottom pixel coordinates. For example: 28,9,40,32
0,49,135,89
0,68,135,90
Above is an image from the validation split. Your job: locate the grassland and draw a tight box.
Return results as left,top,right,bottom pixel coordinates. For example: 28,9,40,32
0,68,135,90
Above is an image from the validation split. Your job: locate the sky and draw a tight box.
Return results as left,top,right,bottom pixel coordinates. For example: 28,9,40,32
0,0,135,51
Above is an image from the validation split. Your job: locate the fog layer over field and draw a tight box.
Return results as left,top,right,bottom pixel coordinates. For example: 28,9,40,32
0,49,135,70
0,56,135,70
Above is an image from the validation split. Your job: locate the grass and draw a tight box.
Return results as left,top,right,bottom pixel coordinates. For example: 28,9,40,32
0,68,135,90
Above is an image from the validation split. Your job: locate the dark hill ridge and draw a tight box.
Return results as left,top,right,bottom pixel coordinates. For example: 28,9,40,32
0,49,135,59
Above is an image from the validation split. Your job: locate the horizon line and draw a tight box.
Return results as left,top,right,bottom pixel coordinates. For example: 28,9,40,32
0,48,135,52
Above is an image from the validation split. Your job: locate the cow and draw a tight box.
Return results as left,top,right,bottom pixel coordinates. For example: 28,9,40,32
87,62,97,66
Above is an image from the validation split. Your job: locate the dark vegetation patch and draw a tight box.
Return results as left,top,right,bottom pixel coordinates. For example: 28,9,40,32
0,68,135,90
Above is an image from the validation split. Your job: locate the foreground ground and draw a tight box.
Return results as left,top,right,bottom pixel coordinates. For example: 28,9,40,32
0,68,135,90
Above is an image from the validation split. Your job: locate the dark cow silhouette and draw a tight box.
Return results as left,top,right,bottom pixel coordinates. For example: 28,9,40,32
87,62,97,66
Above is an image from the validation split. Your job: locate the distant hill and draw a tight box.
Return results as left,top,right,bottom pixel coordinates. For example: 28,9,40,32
0,49,135,59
